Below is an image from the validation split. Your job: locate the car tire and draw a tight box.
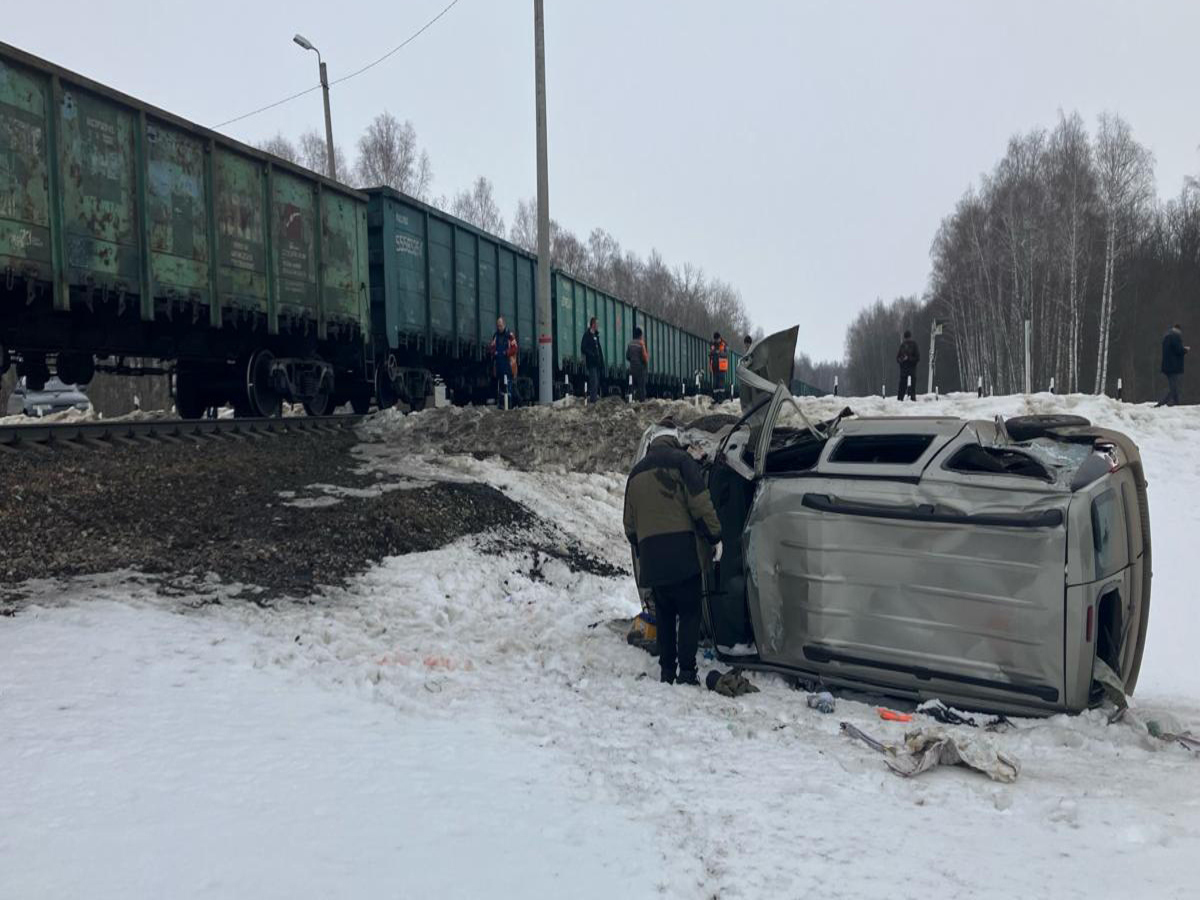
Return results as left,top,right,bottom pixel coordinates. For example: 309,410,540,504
1005,414,1091,442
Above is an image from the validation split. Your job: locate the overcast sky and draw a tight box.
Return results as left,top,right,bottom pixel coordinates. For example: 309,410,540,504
9,1,1200,358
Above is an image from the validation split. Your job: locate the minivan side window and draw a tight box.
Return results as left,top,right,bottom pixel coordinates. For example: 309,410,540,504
1091,489,1124,579
829,434,933,465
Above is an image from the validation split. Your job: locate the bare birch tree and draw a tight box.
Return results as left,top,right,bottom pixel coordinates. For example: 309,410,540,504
355,112,433,199
450,176,505,233
257,133,300,164
298,129,348,181
1092,113,1155,393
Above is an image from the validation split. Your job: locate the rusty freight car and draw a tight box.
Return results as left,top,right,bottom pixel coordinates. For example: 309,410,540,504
0,41,373,417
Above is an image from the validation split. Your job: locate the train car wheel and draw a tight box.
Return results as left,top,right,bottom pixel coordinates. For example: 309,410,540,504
174,372,207,420
302,376,336,416
374,365,397,411
246,349,281,418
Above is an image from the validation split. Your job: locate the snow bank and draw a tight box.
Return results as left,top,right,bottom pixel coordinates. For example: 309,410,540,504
359,395,735,474
0,600,660,900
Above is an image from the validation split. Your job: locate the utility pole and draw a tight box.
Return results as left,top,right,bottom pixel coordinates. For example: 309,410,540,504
319,61,335,180
294,34,337,181
534,0,553,404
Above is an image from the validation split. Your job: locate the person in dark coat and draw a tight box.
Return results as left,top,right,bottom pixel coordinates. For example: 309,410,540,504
896,330,920,401
488,316,518,408
581,317,604,403
626,326,649,401
709,332,729,401
1157,323,1189,407
623,434,722,685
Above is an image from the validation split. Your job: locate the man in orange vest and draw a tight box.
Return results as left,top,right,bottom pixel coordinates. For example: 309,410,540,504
709,332,729,401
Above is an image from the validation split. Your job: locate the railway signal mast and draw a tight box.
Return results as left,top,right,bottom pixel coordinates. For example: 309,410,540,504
534,0,553,404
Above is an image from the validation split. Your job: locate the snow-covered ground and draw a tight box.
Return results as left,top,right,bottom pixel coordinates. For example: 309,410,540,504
2,393,1198,899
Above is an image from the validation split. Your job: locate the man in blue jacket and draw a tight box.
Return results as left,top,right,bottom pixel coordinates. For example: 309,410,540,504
1157,323,1189,407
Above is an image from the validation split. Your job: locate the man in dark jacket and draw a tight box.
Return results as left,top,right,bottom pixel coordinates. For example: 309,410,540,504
581,317,604,403
489,316,518,408
623,434,723,685
709,332,729,401
1157,323,1189,407
626,326,649,401
896,330,920,401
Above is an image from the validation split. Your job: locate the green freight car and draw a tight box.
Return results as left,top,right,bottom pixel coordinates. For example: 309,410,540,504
367,187,537,407
0,41,372,417
368,195,732,406
551,270,729,399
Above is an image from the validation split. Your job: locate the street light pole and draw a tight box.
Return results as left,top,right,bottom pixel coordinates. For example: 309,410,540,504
533,0,552,405
293,33,337,181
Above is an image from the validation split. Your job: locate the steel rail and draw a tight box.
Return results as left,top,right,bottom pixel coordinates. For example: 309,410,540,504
0,414,365,453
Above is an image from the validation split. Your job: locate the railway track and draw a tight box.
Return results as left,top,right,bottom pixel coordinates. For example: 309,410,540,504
0,414,365,453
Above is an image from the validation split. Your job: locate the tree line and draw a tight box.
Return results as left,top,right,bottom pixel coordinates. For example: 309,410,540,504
261,113,754,348
842,111,1198,403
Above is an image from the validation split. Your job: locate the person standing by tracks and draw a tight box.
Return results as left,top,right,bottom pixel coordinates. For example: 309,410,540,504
623,433,723,685
709,333,729,401
489,316,518,408
627,327,649,401
581,317,604,403
896,330,920,401
1157,323,1189,407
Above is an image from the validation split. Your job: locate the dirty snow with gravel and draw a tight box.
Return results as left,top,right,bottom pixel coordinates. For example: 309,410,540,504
2,392,1199,899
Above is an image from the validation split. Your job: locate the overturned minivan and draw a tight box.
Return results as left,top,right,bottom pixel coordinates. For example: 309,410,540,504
638,329,1151,717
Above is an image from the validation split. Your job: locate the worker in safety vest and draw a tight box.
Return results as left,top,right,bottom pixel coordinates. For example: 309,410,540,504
709,332,729,401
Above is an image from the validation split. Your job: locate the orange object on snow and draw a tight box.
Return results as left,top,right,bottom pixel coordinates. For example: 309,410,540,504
877,707,913,722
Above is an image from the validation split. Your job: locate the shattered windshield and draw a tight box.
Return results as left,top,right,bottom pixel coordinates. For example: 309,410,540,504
1020,438,1095,488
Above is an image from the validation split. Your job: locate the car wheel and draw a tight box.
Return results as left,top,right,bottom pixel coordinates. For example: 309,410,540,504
1005,414,1091,442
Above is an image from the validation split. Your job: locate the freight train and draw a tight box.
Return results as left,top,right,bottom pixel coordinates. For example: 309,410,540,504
0,41,740,417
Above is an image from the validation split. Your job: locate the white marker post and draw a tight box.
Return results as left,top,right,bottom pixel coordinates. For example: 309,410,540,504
503,375,510,411
833,375,839,396
627,374,633,403
1049,377,1056,395
1117,377,1124,402
907,374,913,400
583,380,588,405
1023,318,1032,395
977,375,983,398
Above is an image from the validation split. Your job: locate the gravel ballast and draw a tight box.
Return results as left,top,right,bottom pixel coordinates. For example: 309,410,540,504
0,432,537,598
